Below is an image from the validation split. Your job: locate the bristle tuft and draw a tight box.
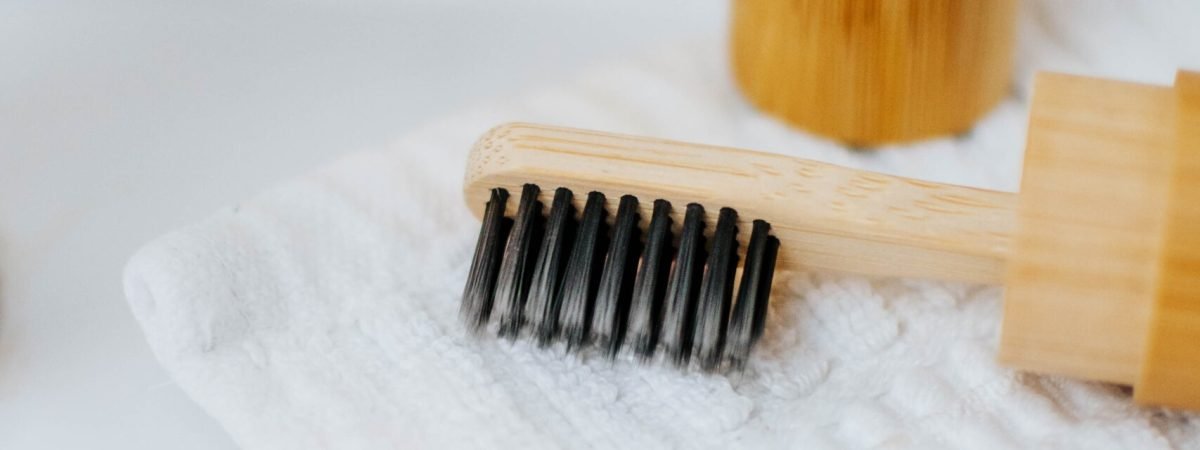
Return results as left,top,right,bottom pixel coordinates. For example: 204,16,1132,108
693,207,738,371
593,195,642,358
525,188,576,347
626,199,673,360
754,236,780,343
495,184,544,339
725,220,772,370
661,203,707,367
462,187,780,372
559,192,610,351
461,188,512,332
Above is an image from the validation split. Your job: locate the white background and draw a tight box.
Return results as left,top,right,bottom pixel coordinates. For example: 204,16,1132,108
0,1,726,447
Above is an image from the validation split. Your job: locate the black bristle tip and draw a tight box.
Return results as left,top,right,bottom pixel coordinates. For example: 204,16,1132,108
660,203,707,367
494,184,545,339
524,188,576,347
461,188,512,332
693,207,739,371
559,191,610,351
592,195,642,358
460,186,781,372
626,199,673,360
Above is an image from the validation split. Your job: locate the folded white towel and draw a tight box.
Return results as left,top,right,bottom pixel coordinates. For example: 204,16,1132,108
124,3,1200,448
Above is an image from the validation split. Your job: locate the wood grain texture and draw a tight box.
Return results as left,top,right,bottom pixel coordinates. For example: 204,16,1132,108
1136,71,1200,408
465,122,1016,284
731,0,1017,146
998,73,1177,385
462,72,1200,405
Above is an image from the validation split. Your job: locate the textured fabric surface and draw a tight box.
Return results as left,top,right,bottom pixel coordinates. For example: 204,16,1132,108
125,3,1200,449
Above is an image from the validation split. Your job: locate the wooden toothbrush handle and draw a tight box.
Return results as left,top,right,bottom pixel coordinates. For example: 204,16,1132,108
464,123,1017,284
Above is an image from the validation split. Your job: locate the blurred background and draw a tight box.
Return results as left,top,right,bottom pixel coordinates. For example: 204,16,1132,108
0,1,722,448
3,1,1199,448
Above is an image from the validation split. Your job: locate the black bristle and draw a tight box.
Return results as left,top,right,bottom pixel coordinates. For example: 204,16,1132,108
626,199,674,360
461,188,512,331
753,235,780,343
661,203,707,367
525,188,577,347
494,184,545,338
559,192,610,351
693,207,739,371
592,195,642,358
462,185,782,372
725,220,772,370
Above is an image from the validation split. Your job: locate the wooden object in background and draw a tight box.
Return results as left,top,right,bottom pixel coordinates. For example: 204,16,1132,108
463,71,1200,410
730,0,1018,146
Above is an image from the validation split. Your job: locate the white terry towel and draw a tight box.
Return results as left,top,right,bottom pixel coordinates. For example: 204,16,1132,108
125,3,1200,449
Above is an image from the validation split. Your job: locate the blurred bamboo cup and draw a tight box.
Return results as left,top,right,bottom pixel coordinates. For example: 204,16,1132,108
731,0,1018,146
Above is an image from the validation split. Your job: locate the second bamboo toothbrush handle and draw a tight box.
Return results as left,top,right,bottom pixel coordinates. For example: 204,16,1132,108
464,123,1017,283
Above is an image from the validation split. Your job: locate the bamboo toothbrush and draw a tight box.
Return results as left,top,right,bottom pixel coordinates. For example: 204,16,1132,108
459,70,1200,410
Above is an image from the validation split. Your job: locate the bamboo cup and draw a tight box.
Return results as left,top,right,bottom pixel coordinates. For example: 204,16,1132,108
731,0,1018,146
